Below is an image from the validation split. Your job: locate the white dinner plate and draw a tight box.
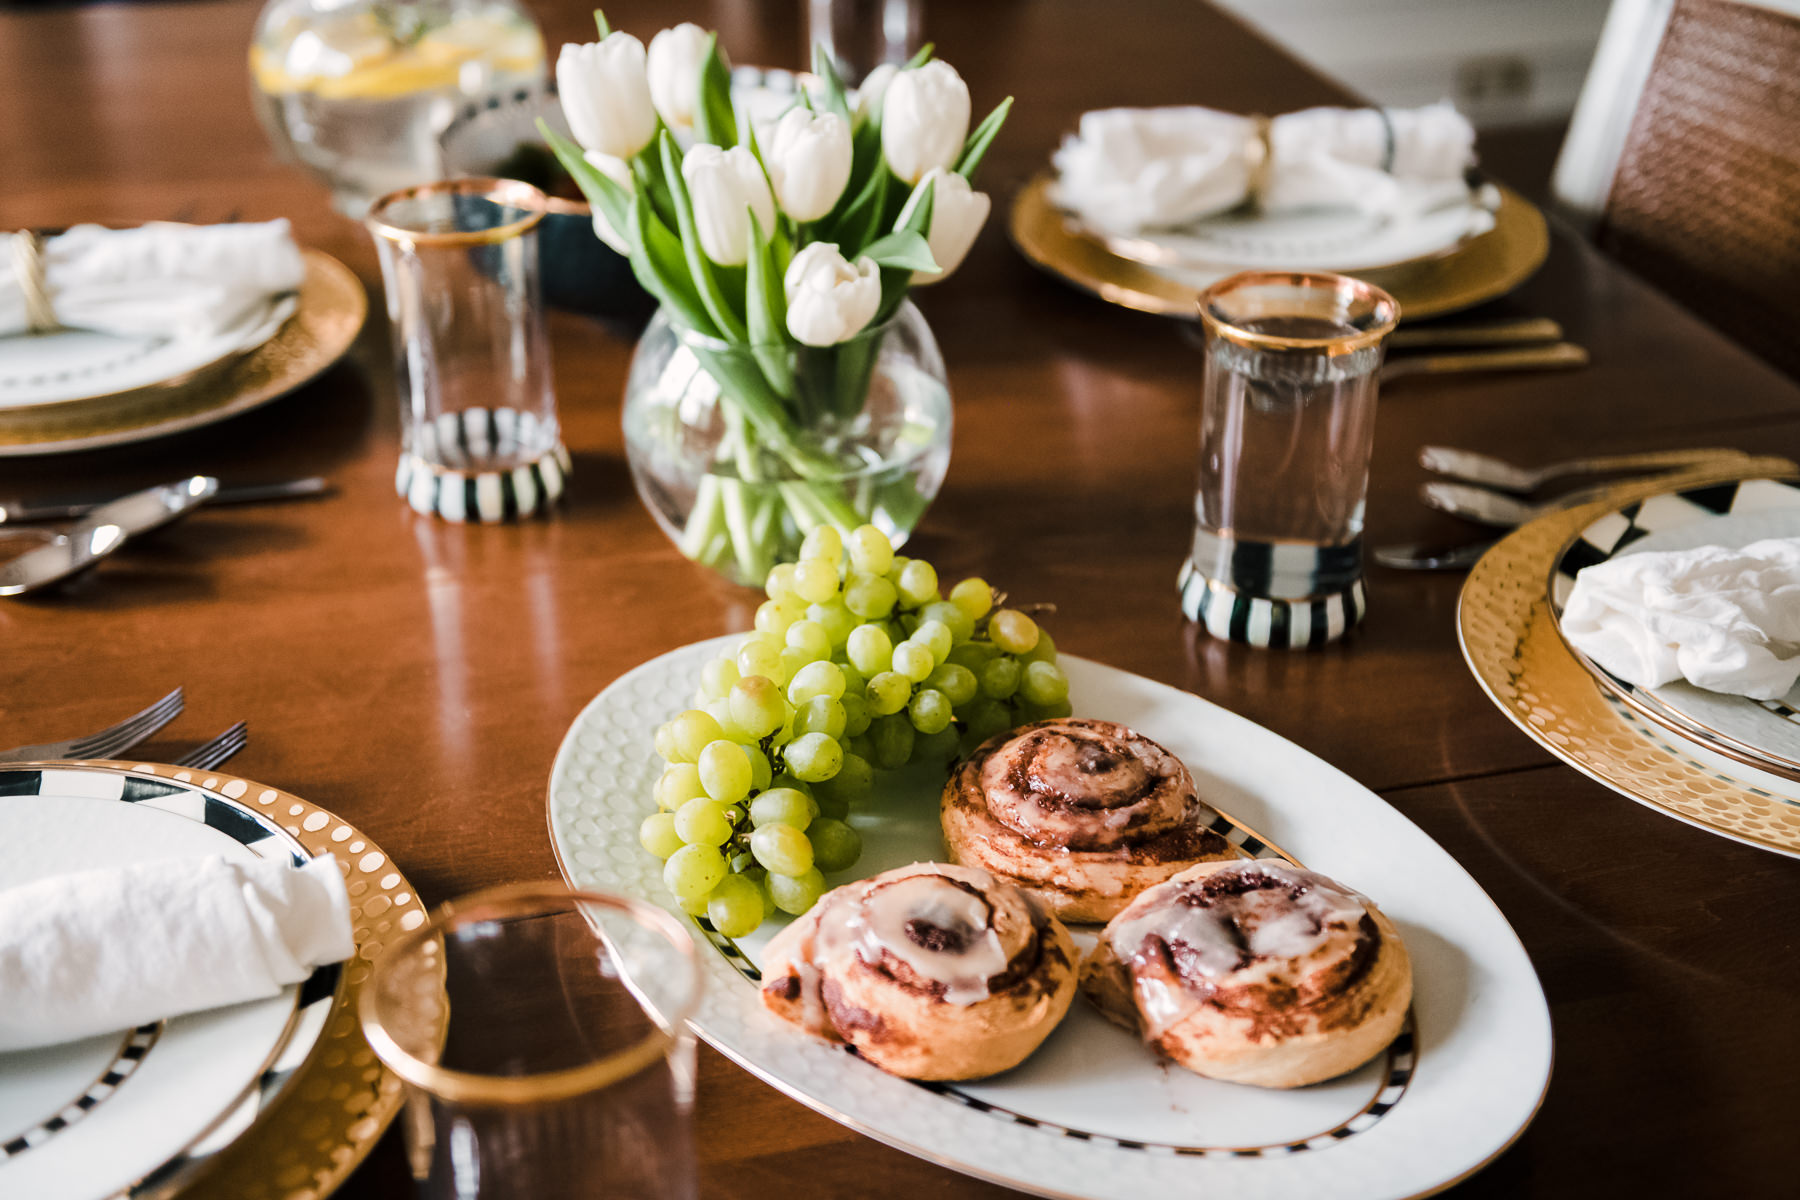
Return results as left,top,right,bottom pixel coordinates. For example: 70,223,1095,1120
0,765,341,1200
0,294,297,411
1550,477,1800,785
548,637,1552,1200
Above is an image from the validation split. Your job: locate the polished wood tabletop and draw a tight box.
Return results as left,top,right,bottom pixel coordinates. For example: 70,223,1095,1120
4,1,1798,1196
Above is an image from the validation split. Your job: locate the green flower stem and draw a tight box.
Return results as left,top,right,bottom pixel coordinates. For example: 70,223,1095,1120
679,474,728,562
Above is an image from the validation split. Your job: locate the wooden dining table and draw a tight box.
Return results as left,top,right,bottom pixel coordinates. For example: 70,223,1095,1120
4,0,1798,1195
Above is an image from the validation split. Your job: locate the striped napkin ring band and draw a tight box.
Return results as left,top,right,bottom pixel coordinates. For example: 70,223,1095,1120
9,231,57,333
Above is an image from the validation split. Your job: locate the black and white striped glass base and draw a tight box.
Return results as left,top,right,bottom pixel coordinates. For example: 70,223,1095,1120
1179,559,1367,649
395,407,570,523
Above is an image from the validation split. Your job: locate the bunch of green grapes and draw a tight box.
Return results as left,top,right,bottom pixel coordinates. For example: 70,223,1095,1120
639,524,1071,937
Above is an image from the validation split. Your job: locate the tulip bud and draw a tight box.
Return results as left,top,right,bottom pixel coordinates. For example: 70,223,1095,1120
880,61,971,185
682,144,776,267
583,151,633,254
855,62,898,124
763,109,853,222
783,242,880,346
557,35,658,161
895,168,989,283
647,23,714,137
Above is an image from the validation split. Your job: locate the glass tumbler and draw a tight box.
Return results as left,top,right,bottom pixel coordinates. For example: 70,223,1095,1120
805,0,920,84
1180,271,1399,649
359,883,703,1200
367,178,569,523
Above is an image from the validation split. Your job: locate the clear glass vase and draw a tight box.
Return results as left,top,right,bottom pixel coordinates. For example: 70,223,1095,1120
623,301,952,586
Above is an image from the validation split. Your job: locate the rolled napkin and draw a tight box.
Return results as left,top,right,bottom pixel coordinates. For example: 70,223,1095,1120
0,220,306,341
1050,101,1476,234
1561,538,1800,700
0,854,353,1052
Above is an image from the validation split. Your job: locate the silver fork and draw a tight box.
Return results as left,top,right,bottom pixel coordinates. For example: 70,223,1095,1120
0,687,185,763
1419,445,1753,493
171,722,247,771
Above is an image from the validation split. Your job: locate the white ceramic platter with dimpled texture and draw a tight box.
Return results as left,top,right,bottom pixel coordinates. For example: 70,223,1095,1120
548,636,1551,1200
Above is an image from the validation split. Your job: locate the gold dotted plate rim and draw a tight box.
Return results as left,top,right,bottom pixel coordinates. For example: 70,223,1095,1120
0,250,366,457
1008,173,1548,324
53,760,413,1200
1455,467,1800,858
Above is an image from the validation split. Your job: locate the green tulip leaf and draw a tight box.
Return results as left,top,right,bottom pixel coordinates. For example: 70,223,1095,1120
861,228,938,273
538,121,630,235
904,42,935,69
695,33,738,148
659,131,747,340
827,162,890,255
810,43,853,123
745,213,796,394
593,9,611,38
955,96,1012,181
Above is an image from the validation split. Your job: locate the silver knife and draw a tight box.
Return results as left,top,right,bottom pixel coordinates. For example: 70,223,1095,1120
0,477,330,524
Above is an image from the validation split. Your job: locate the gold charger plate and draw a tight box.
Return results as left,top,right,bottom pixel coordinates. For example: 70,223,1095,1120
1456,463,1800,858
0,250,366,457
61,761,417,1200
1009,173,1549,322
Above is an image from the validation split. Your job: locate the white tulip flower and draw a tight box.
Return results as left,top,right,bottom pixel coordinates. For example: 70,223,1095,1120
880,61,971,185
646,22,713,136
583,150,633,254
557,34,658,161
762,108,853,222
783,242,880,346
895,168,989,283
854,62,898,123
682,144,776,267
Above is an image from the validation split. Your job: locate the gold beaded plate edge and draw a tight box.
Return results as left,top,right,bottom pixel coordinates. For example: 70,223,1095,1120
1008,174,1548,323
1456,469,1800,857
0,251,366,457
64,760,414,1200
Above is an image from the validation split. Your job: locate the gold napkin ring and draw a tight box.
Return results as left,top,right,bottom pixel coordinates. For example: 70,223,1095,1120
1247,114,1274,212
10,231,57,333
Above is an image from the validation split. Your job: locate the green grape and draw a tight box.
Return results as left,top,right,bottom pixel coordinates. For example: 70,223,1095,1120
728,676,786,739
768,868,826,915
869,714,915,769
697,740,752,804
989,609,1041,655
949,577,994,620
846,624,894,674
908,687,954,735
669,709,725,762
978,655,1022,700
785,732,843,782
639,811,684,859
736,634,784,682
866,671,911,716
653,721,679,762
1024,629,1057,665
700,656,741,700
706,874,766,938
927,663,979,706
750,822,815,876
836,661,867,696
676,891,711,917
785,619,832,661
777,645,813,685
673,796,735,846
915,726,961,764
892,641,934,682
800,525,844,565
702,698,749,742
656,762,707,810
912,618,955,661
750,786,818,828
959,698,1012,745
663,843,727,904
919,601,974,645
808,817,863,873
817,753,873,806
946,641,999,670
807,601,858,647
788,660,846,703
745,743,773,791
848,524,894,575
795,696,848,739
813,788,850,821
765,562,800,604
840,692,872,738
1021,660,1070,706
793,558,840,604
843,572,898,619
896,559,939,607
842,734,874,763
768,771,810,793
755,599,796,636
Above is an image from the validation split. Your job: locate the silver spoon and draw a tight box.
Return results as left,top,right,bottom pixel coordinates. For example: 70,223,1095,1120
0,476,218,597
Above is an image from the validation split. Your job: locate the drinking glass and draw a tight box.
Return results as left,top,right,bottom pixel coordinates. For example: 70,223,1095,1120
1180,270,1399,648
805,0,920,84
359,883,703,1200
367,178,568,523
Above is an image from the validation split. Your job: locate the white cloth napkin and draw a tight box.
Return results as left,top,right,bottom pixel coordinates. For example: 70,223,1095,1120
1561,538,1800,701
0,854,353,1052
0,220,306,341
1050,102,1476,234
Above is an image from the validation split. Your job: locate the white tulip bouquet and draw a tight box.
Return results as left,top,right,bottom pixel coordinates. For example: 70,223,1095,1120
543,12,1010,582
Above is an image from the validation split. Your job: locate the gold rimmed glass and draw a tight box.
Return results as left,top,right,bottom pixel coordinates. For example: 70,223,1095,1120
359,883,703,1199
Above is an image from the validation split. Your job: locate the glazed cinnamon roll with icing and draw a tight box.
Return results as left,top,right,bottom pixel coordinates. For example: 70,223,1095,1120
759,863,1078,1081
942,719,1237,922
1080,859,1412,1089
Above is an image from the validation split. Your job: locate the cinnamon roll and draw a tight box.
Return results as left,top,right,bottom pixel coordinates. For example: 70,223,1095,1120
759,862,1078,1081
1080,859,1412,1089
942,719,1237,922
